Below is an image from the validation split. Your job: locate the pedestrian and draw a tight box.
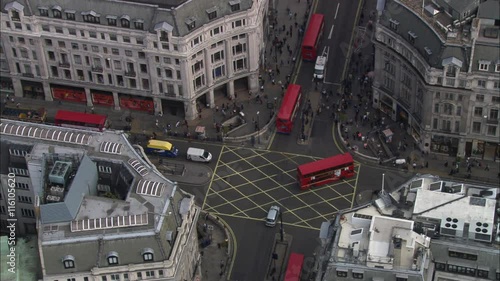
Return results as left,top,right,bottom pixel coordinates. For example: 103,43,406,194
220,260,224,269
215,105,219,112
16,102,20,108
485,164,489,171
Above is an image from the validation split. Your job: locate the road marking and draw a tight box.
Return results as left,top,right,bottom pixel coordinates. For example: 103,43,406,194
328,24,335,40
334,3,340,19
340,0,363,84
201,145,226,210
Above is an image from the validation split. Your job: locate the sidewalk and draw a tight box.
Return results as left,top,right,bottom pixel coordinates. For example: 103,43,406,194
334,0,500,185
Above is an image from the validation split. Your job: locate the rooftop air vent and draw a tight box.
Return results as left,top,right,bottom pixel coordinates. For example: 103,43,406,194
440,217,464,237
48,161,73,186
469,221,493,242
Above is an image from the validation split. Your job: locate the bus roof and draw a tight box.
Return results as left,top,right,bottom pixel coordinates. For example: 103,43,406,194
302,13,324,48
55,110,106,126
277,84,301,120
284,252,305,281
147,140,173,150
297,153,353,176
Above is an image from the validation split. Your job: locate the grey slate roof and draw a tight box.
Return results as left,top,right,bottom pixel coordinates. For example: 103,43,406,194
2,0,253,37
477,0,500,20
42,241,99,274
381,0,444,68
471,44,500,72
40,155,98,224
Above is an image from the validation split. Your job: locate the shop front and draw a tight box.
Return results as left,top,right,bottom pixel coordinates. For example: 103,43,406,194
0,76,14,94
92,90,114,107
396,105,409,125
468,140,500,161
119,95,154,113
380,95,394,117
430,135,459,156
410,122,422,145
22,80,44,99
52,85,86,103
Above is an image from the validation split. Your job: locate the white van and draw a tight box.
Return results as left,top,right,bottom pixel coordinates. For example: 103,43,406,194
186,147,212,163
265,205,280,227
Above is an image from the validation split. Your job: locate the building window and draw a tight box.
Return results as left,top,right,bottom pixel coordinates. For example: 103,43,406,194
194,75,205,89
456,106,461,116
39,8,49,17
389,19,399,30
158,270,163,277
472,122,481,134
478,80,486,88
207,8,217,20
134,21,143,30
432,118,438,129
192,60,204,74
352,272,363,279
21,208,35,217
83,13,100,24
478,61,490,71
145,271,154,277
232,43,246,55
495,63,500,72
434,103,439,114
477,94,485,102
396,277,408,281
336,270,347,277
142,249,154,261
211,50,224,63
230,2,241,12
121,17,130,28
52,8,62,18
125,50,132,57
490,109,499,120
186,18,196,31
63,256,75,269
107,253,119,265
16,182,29,189
17,196,32,203
232,19,245,28
211,26,223,36
233,58,247,71
110,274,120,281
454,121,460,133
108,17,117,26
66,12,75,20
407,31,417,44
493,96,500,103
447,264,476,276
474,107,483,117
435,262,446,271
102,277,107,281
212,65,226,79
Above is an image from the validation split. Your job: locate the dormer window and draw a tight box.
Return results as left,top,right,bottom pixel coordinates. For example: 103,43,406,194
11,10,20,21
82,11,100,24
160,31,168,42
142,248,154,261
424,47,432,56
62,255,75,269
52,6,62,18
107,252,119,265
408,31,417,44
229,0,241,12
121,15,130,28
134,20,144,30
65,10,75,21
107,15,117,26
478,60,490,71
186,17,196,31
206,7,217,20
39,7,49,17
495,61,500,73
389,19,399,31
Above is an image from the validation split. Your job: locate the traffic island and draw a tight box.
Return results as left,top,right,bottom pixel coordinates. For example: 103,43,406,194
264,233,293,281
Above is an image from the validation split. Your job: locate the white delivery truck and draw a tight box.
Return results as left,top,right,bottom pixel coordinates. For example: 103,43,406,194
186,147,212,163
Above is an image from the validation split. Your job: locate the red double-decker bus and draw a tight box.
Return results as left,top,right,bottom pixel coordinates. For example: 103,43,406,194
297,153,355,190
55,110,108,132
276,84,302,134
301,14,325,61
284,253,304,281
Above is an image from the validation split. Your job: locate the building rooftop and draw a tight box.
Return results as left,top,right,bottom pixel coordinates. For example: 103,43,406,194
0,236,40,281
1,0,254,37
0,119,194,275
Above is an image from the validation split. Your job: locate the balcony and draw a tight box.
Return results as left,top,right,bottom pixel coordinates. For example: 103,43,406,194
92,66,103,72
22,73,34,78
124,71,136,77
59,61,70,68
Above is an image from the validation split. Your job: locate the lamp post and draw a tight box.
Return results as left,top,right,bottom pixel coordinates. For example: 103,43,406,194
257,111,260,144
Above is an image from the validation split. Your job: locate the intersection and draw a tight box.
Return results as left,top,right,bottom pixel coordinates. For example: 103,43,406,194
202,146,361,230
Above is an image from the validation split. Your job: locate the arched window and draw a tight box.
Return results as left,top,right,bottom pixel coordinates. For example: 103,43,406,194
142,248,154,261
62,255,75,269
107,251,119,265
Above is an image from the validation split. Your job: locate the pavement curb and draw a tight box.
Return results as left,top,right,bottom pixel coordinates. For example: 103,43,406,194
201,212,235,279
264,233,293,281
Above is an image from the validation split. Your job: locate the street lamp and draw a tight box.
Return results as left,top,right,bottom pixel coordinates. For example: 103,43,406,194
257,111,260,144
